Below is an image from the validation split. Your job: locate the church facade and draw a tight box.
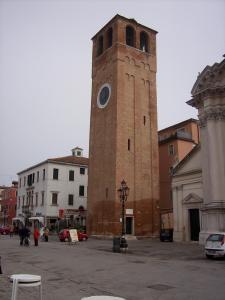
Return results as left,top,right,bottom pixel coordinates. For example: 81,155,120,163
173,57,225,243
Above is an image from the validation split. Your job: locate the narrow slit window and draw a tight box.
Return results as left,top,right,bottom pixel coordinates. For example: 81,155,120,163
128,139,131,151
144,116,146,125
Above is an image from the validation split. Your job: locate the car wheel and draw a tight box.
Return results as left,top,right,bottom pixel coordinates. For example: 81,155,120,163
206,254,213,259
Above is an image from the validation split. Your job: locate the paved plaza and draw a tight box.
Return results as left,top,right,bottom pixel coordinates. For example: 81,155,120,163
0,234,224,300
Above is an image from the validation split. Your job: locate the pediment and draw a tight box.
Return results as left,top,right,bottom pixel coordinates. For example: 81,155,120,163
183,193,203,204
173,145,201,176
191,58,225,96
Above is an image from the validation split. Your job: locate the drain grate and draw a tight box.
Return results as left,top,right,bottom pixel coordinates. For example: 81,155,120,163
147,284,174,291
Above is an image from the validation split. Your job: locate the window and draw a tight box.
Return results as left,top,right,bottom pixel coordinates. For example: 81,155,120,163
19,178,21,187
52,193,58,205
128,139,131,151
106,27,113,48
97,35,103,56
43,169,45,180
24,176,26,186
41,191,44,206
169,166,174,175
35,193,38,207
31,191,34,207
80,167,85,175
143,116,146,125
69,170,74,181
79,185,85,197
22,196,25,207
68,194,74,206
126,26,135,47
32,173,35,183
53,168,59,180
37,171,39,182
18,197,20,209
140,31,149,52
27,174,33,186
168,144,175,156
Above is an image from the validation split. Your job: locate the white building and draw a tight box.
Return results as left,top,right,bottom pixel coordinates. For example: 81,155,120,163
172,57,225,244
172,145,203,242
16,147,88,229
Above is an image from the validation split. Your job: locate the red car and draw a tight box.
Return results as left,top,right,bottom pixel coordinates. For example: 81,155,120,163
0,226,10,235
58,229,88,242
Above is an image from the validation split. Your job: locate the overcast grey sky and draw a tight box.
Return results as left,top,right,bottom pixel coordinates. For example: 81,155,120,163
0,0,224,186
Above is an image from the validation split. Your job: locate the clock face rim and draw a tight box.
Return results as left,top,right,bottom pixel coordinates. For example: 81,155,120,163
97,83,111,108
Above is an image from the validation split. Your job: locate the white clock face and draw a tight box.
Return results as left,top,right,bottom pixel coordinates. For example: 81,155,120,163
97,83,111,108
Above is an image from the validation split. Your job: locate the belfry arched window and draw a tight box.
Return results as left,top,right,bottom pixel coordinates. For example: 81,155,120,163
97,35,103,56
140,31,149,52
126,26,135,47
106,27,113,48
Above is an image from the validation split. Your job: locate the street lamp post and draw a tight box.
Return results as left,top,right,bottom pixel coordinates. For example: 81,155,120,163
117,179,129,251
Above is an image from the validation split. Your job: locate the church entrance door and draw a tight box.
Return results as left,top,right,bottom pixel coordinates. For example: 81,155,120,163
189,209,200,241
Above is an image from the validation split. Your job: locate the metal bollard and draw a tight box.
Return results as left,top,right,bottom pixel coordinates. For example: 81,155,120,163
120,236,128,253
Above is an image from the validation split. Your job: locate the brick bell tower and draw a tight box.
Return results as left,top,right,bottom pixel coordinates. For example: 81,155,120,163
87,15,160,237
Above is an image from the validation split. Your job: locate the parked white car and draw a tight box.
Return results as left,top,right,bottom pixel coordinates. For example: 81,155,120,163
205,232,225,259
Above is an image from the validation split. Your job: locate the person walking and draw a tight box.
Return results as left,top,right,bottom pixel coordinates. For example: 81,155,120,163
33,227,40,246
44,227,49,242
19,225,25,246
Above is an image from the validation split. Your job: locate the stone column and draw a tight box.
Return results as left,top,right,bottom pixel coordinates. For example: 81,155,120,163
187,58,225,244
199,104,225,243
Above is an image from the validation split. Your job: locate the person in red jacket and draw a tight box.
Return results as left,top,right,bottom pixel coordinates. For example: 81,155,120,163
33,227,40,246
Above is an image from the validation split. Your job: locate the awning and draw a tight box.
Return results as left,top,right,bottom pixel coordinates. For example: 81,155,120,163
29,217,44,223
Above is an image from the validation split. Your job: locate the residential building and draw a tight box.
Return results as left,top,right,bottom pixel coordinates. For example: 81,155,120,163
0,182,18,226
172,57,225,243
16,147,88,229
158,119,200,215
88,15,160,237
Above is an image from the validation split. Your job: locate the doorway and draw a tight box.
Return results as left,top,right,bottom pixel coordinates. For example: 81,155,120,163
125,217,133,235
189,209,200,241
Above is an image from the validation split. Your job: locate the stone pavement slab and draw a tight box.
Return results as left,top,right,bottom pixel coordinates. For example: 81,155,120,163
0,235,224,300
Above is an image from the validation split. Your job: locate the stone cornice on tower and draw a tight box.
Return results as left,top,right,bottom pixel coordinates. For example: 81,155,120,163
91,14,158,41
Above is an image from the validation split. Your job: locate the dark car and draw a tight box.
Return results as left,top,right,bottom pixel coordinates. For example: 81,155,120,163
0,226,10,235
58,229,88,242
